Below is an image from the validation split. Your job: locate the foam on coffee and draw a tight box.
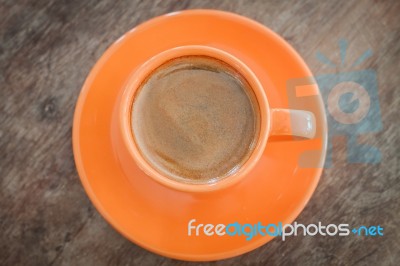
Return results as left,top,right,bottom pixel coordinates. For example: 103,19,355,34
131,56,260,183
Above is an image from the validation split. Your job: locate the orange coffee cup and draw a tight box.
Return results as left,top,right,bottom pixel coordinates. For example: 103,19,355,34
113,45,316,193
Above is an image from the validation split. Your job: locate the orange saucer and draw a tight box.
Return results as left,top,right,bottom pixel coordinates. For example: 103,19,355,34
73,10,327,261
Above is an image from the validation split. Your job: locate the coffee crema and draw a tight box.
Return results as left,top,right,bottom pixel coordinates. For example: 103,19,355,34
131,56,260,183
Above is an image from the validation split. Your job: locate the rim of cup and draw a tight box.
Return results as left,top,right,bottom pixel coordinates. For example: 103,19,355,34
119,45,270,192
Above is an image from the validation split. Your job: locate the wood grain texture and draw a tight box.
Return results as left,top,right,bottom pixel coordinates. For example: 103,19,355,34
0,0,399,265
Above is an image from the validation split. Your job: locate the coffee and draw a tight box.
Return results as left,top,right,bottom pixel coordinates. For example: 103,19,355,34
131,56,260,183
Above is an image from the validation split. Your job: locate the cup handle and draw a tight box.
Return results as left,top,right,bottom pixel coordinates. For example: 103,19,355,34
270,109,316,139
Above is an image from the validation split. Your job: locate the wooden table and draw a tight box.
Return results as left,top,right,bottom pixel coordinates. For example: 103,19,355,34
1,0,399,265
